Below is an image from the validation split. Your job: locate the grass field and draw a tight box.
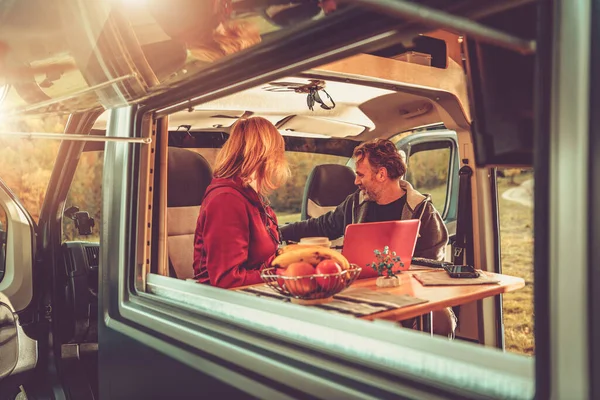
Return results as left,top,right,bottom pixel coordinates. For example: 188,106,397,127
497,172,534,355
276,173,535,356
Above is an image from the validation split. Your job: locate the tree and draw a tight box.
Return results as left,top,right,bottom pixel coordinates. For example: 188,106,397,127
0,115,66,221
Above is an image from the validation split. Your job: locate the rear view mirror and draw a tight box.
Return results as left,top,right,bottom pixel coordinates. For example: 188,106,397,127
0,301,18,380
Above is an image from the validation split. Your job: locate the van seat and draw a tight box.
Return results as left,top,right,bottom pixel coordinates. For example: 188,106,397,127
167,147,212,279
301,164,356,220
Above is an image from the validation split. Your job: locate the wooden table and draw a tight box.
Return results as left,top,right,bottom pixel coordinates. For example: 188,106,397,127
237,269,525,325
355,269,525,322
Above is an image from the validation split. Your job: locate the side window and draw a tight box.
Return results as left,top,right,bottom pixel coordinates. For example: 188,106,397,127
270,152,350,224
0,206,6,282
405,141,453,216
63,151,104,242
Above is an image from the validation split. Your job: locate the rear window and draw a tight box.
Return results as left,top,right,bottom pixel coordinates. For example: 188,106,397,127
193,147,350,224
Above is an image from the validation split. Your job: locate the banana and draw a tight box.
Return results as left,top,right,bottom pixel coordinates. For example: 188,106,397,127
272,245,350,270
271,247,322,268
276,244,306,256
317,247,350,270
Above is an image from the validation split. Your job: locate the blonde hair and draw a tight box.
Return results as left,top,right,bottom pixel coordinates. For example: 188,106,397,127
214,117,290,195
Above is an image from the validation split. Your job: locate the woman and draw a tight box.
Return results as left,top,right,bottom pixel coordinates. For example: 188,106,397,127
193,117,289,288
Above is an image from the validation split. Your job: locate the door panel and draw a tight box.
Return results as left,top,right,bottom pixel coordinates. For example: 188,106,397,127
0,180,38,383
99,106,248,398
0,188,35,312
99,326,252,399
397,131,496,344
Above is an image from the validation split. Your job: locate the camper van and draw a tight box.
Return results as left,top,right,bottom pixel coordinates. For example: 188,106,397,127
0,0,593,399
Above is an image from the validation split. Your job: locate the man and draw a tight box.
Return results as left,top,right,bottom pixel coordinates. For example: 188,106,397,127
280,138,455,336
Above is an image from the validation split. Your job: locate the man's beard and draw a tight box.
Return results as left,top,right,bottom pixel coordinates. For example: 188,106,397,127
360,189,370,200
360,187,377,202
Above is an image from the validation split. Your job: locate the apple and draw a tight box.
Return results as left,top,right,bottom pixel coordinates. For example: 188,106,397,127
314,259,343,290
284,262,316,296
275,267,286,289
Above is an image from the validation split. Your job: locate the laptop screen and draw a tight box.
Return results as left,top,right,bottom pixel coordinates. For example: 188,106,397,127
342,220,420,279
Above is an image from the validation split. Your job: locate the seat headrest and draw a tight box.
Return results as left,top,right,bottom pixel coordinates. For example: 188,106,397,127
167,147,213,207
301,164,356,219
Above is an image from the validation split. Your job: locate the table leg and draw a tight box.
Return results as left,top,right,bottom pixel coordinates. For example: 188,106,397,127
423,311,433,336
405,316,432,336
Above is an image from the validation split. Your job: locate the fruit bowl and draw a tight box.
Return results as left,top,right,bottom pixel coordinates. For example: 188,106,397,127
260,265,362,305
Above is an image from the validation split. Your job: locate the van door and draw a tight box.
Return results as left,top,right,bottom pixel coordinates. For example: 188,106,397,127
396,130,501,344
398,130,509,348
0,178,39,392
396,130,460,239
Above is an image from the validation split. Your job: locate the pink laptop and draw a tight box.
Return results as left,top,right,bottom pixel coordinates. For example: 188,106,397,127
342,220,421,279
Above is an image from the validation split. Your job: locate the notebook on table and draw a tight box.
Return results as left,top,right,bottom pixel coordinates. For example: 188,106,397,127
342,220,421,279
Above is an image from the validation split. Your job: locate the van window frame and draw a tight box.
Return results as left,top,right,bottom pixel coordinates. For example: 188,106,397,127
0,205,8,282
98,103,534,398
103,87,534,400
405,138,456,221
98,7,545,398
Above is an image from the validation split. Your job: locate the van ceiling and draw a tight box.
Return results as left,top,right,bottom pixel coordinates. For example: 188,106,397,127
173,77,391,136
93,74,451,139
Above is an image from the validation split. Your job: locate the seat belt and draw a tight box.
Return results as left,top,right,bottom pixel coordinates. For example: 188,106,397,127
451,164,474,329
453,165,475,267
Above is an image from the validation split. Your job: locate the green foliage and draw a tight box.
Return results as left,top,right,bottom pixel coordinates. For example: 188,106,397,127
405,148,450,190
0,116,65,222
265,146,453,218
269,152,349,213
0,115,103,241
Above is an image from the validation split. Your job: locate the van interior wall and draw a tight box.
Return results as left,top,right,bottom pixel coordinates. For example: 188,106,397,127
156,36,475,280
314,45,471,121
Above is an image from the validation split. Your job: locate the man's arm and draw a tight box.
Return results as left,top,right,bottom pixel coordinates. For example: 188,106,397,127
279,195,351,243
413,202,449,261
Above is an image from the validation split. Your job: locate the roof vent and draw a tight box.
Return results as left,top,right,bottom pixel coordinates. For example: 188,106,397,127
263,80,335,111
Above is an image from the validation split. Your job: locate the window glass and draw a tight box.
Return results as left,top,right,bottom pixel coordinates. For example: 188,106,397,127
270,152,350,224
0,1,342,116
405,142,452,215
147,122,536,398
63,151,104,242
497,167,534,355
0,206,7,282
192,147,350,225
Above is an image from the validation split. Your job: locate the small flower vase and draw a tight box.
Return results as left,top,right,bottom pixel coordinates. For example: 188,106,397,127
376,275,400,287
368,246,404,288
